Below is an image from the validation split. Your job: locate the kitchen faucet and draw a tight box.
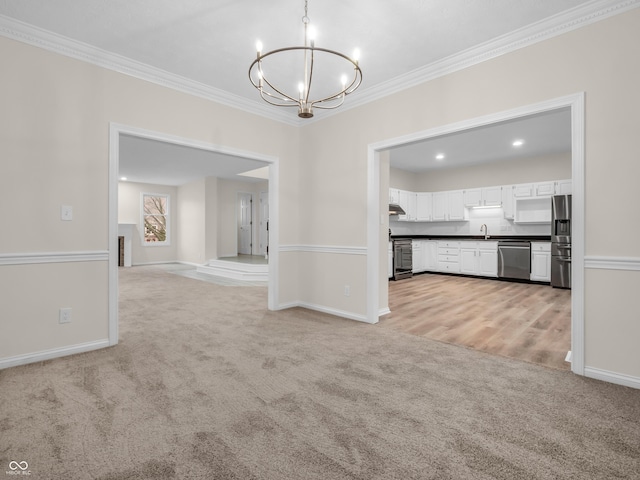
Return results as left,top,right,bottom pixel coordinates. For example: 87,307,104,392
480,224,489,240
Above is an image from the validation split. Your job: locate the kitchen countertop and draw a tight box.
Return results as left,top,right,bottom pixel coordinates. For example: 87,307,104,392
390,235,551,242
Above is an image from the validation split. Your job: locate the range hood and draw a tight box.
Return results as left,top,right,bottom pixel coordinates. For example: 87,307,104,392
389,204,406,216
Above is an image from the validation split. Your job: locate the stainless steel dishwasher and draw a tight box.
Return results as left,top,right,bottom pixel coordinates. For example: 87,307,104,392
497,241,531,280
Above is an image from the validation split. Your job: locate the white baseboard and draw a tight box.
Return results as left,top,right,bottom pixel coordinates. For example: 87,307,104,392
584,366,640,390
0,339,111,370
276,301,376,324
379,307,391,317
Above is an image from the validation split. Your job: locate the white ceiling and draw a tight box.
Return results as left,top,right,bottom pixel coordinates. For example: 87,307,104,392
0,1,616,182
389,108,572,172
0,0,606,118
118,135,269,186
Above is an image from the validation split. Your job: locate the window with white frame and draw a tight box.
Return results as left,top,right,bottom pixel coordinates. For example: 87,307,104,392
141,193,170,245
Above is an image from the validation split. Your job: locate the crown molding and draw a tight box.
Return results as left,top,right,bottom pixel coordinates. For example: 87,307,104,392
0,14,301,127
319,0,640,123
1,0,638,127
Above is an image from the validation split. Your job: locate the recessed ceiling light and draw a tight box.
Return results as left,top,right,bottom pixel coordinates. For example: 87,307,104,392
120,177,127,181
435,153,445,160
512,140,524,147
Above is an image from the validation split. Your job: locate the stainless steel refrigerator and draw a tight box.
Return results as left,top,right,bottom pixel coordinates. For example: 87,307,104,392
551,194,571,288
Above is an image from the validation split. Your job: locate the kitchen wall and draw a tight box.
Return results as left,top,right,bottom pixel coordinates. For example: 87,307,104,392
389,152,571,237
411,152,571,191
390,207,549,238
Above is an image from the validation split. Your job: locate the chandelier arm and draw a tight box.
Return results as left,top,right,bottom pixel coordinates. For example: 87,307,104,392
309,68,362,107
250,61,301,106
258,89,299,107
260,71,301,105
312,94,346,110
344,67,363,94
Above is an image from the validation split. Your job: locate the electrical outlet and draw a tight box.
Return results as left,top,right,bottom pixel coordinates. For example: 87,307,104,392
59,308,72,324
61,205,73,221
344,285,350,297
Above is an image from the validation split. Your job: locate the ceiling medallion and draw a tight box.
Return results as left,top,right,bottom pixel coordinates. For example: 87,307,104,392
248,0,362,118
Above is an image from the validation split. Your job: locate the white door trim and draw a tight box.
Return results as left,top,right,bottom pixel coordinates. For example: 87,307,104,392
367,92,586,375
108,123,280,346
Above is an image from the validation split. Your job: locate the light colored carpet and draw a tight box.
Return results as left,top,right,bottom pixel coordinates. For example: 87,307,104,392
1,265,639,479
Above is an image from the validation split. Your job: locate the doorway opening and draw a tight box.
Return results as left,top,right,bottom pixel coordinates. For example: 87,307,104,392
367,93,585,375
108,123,280,347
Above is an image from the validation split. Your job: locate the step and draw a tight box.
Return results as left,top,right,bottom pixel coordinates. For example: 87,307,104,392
196,258,268,282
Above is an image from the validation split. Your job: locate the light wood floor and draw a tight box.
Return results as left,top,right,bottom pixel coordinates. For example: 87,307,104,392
380,273,572,370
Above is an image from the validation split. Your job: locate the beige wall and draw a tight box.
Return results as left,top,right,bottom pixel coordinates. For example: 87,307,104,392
118,181,178,265
389,165,419,192
299,9,640,379
391,152,572,192
0,262,108,359
204,177,219,261
177,178,206,265
0,35,298,364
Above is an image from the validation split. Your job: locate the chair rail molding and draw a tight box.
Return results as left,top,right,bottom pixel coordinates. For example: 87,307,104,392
0,251,109,266
584,255,640,271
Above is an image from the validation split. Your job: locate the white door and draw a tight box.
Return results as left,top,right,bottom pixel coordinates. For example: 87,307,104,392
238,193,253,255
259,191,269,256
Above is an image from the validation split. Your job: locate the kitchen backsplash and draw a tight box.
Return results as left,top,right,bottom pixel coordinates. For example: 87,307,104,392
390,207,550,237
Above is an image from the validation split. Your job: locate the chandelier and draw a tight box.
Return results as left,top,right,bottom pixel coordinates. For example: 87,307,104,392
248,0,362,119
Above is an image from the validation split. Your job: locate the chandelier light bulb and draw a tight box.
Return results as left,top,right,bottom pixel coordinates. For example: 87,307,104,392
353,48,361,63
256,40,263,55
307,25,317,43
341,74,347,87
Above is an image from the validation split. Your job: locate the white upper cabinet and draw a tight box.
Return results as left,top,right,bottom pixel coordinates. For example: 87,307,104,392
513,183,534,198
482,186,503,206
514,181,555,198
415,192,433,221
464,186,502,207
397,189,416,221
433,190,465,221
432,191,448,221
448,190,466,221
555,179,572,194
391,178,567,224
463,188,482,207
389,188,400,204
535,181,555,197
502,185,515,219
